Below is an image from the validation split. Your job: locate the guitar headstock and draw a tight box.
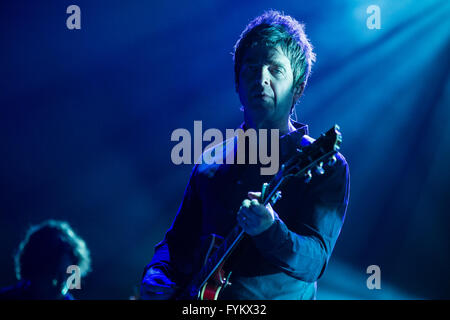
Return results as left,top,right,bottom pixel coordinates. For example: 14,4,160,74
261,125,342,205
282,124,341,179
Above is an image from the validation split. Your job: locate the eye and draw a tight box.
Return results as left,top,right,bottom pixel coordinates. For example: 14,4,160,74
270,66,284,76
242,64,256,74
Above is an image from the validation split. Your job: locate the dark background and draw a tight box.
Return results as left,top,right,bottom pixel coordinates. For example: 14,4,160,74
1,0,449,299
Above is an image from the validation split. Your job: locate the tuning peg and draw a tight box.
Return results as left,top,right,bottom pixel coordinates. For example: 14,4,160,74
261,182,269,200
304,169,312,183
315,162,325,175
328,155,337,166
271,191,282,205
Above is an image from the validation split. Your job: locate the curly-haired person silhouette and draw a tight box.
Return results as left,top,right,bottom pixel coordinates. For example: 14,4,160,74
0,220,91,300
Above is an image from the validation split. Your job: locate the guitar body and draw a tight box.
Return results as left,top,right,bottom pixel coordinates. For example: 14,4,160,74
197,234,232,300
198,261,229,300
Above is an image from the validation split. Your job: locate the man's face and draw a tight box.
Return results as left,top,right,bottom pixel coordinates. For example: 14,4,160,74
237,44,298,126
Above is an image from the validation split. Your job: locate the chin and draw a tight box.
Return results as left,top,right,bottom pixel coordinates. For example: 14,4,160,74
247,100,274,111
245,105,274,123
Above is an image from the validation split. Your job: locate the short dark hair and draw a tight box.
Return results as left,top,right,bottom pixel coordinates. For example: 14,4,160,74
14,220,91,281
233,10,316,103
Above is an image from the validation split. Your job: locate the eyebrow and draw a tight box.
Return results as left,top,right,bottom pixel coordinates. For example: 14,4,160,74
243,58,286,68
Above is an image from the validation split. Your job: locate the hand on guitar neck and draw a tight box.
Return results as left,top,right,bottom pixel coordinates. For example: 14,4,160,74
237,191,278,236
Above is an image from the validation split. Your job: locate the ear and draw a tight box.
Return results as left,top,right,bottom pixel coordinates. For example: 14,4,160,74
290,83,305,113
293,83,305,102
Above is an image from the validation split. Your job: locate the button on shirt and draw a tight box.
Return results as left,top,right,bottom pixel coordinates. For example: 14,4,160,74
144,122,350,300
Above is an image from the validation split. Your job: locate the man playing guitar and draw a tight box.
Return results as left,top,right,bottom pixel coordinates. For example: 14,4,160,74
141,10,350,300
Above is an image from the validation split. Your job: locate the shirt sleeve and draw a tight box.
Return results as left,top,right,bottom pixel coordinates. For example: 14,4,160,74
142,164,203,285
251,153,350,282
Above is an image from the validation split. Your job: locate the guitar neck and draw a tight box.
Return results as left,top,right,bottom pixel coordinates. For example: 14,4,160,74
188,176,284,295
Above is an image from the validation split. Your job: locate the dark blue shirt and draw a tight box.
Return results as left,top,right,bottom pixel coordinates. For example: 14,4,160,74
145,122,350,300
0,280,75,300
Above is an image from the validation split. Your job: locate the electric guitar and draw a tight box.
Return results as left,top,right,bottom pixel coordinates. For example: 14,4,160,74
175,124,343,300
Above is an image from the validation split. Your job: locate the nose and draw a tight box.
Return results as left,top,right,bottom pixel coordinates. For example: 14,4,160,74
256,66,271,87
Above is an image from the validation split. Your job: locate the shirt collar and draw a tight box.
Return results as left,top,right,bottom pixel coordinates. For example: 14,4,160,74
239,121,308,135
239,121,309,141
279,121,309,161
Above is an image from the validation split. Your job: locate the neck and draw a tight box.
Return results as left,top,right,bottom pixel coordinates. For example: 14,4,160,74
244,116,296,135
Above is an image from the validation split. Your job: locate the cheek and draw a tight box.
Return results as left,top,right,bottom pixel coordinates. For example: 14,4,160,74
274,87,296,109
236,84,248,106
274,84,291,99
237,79,250,99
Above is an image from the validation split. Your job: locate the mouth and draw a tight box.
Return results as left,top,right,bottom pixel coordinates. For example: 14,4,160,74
252,92,272,100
